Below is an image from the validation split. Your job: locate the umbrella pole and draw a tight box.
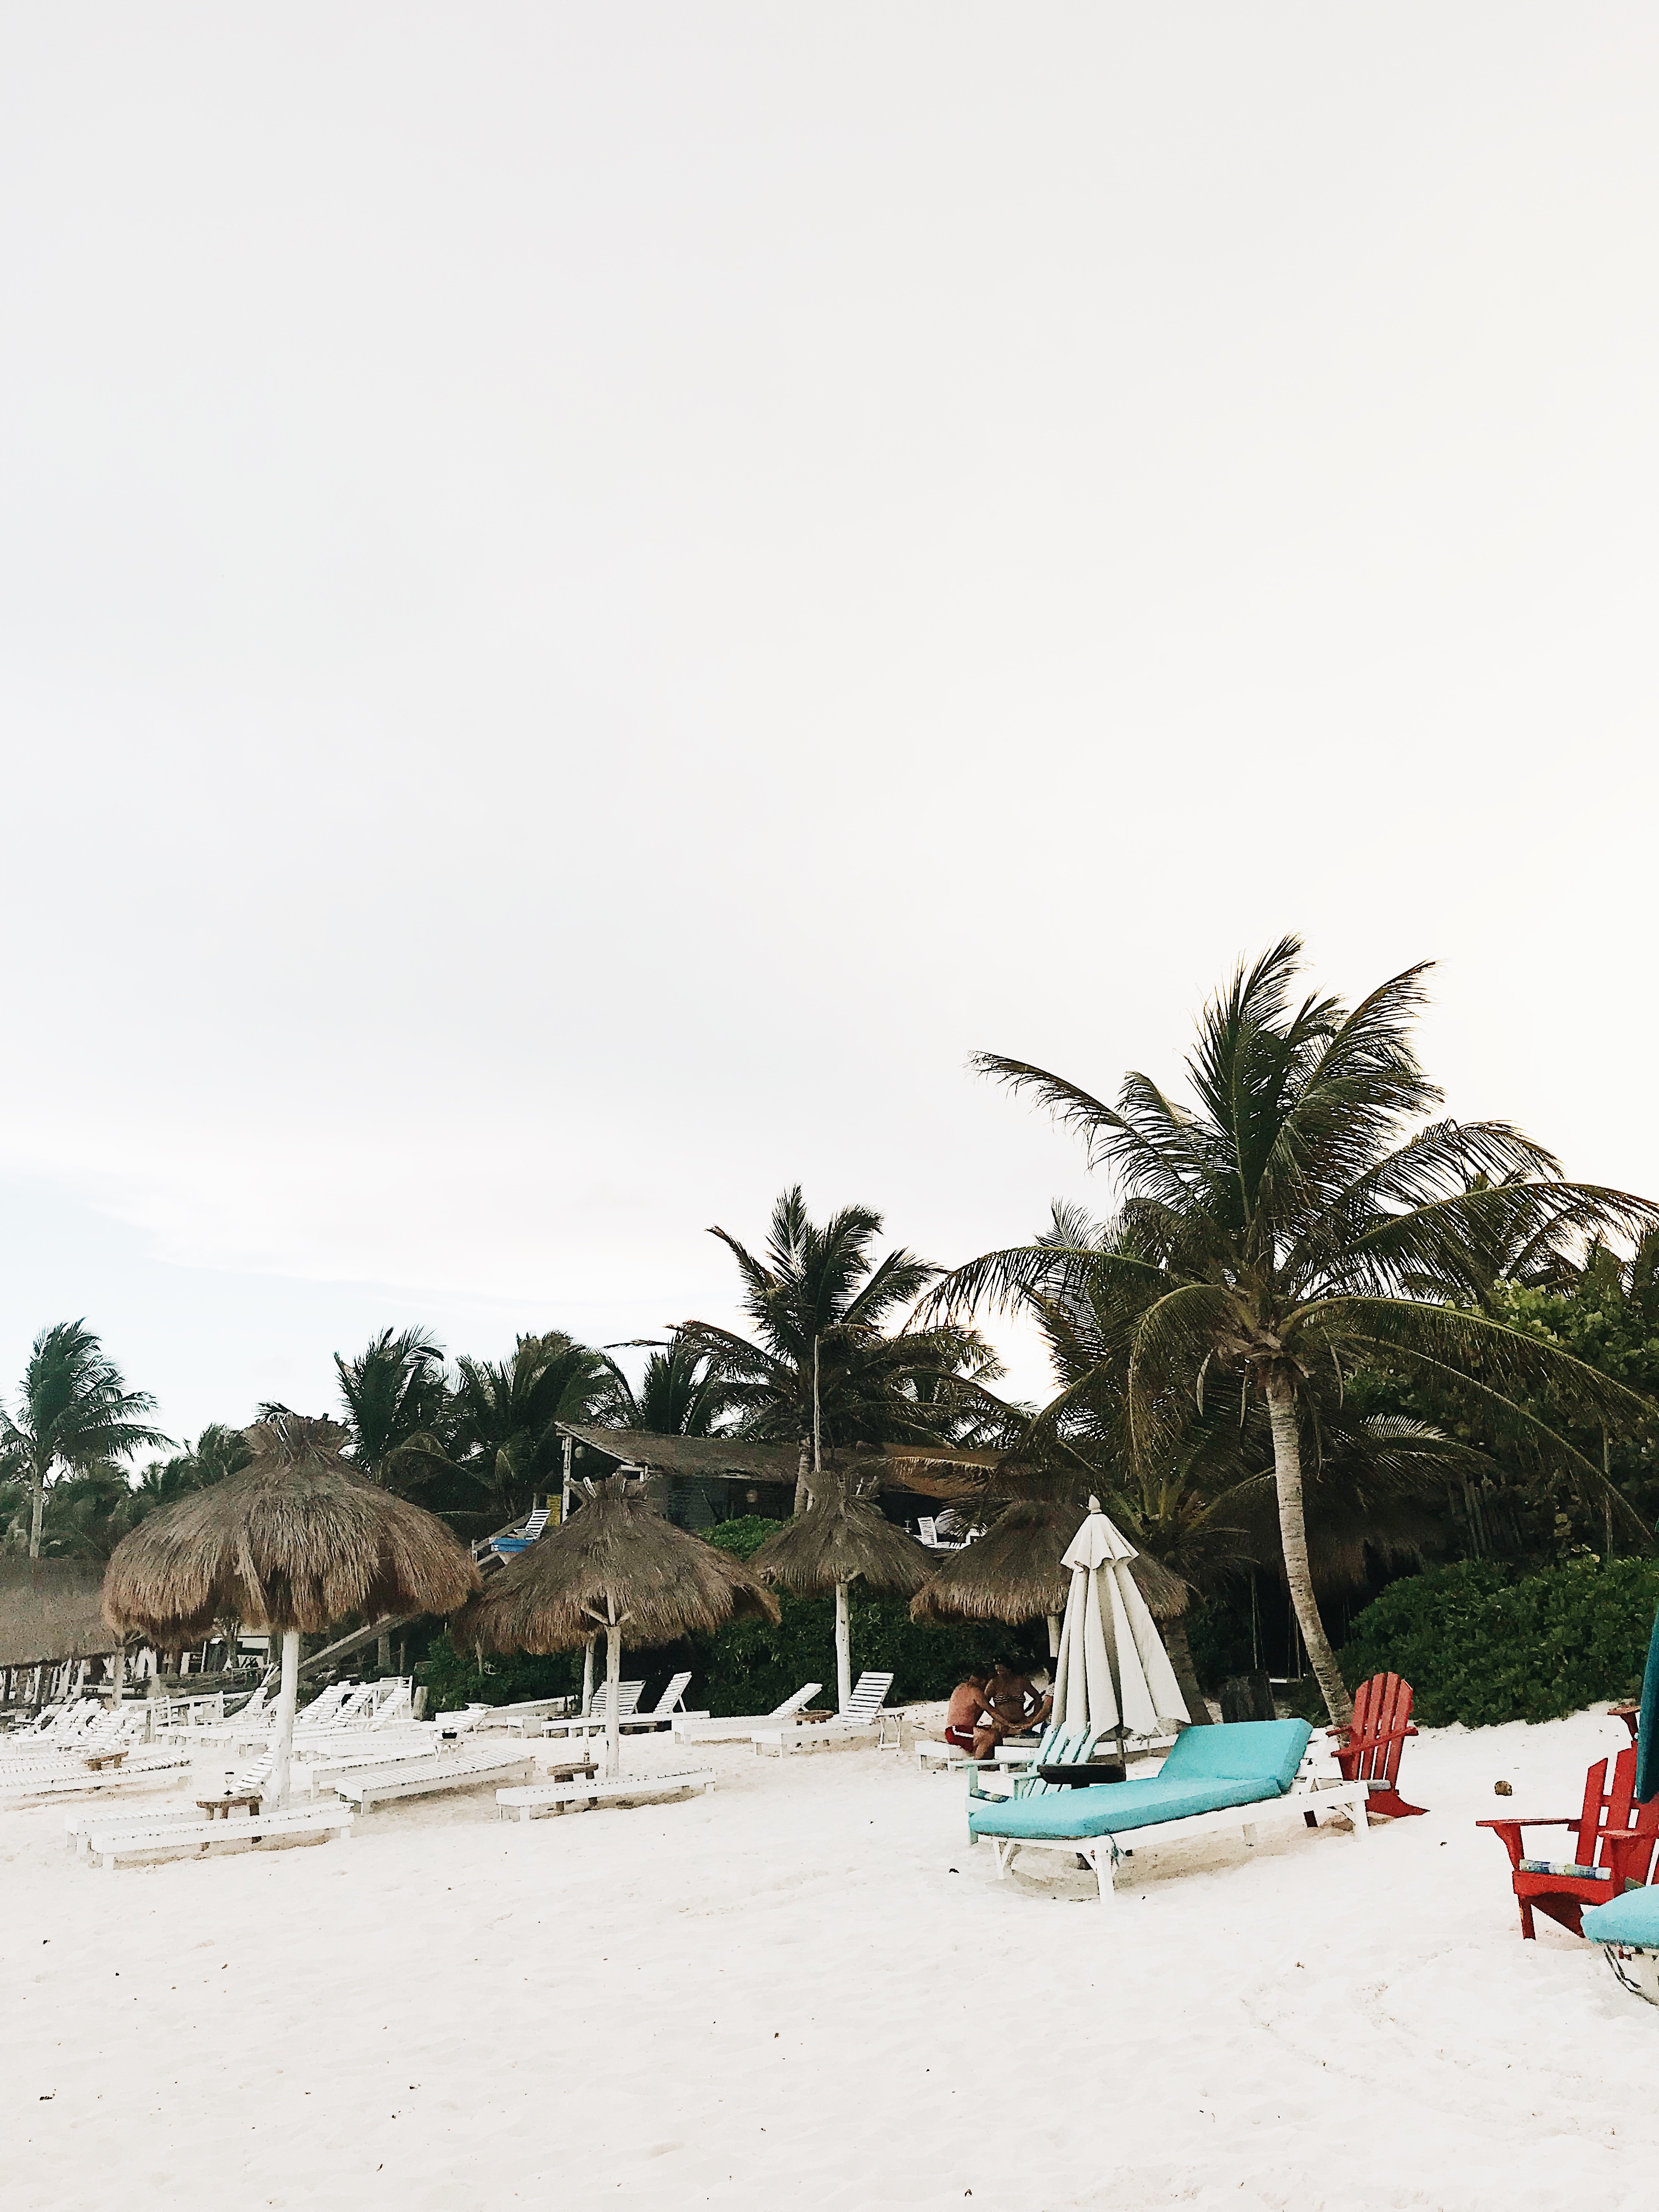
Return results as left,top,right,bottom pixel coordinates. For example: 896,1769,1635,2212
604,1616,623,1779
581,1637,595,1716
269,1628,300,1809
834,1582,851,1713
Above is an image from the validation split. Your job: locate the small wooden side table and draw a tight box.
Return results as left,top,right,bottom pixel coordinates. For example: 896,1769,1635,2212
195,1792,263,1820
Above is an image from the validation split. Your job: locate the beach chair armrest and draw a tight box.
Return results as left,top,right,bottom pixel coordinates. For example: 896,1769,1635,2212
1476,1816,1575,1870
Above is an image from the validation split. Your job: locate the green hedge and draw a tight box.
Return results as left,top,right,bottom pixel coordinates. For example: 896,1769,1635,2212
1340,1558,1659,1728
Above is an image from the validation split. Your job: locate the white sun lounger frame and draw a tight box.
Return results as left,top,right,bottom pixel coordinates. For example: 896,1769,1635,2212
672,1683,823,1744
496,1768,716,1820
752,1672,894,1756
334,1746,536,1810
82,1802,355,1870
539,1682,647,1740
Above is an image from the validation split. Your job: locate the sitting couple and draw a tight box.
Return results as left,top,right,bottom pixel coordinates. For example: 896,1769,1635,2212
944,1661,1052,1762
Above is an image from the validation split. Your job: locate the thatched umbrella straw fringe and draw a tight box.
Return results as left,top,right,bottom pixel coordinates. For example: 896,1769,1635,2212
103,1415,480,1807
911,1497,1188,1659
750,1476,929,1712
452,1475,780,1776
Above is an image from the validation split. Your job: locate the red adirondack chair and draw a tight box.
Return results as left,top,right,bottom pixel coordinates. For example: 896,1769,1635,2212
1479,1744,1659,1938
1327,1673,1424,1820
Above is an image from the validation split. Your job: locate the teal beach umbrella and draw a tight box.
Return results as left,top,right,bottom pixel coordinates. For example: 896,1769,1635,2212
1636,1601,1659,1803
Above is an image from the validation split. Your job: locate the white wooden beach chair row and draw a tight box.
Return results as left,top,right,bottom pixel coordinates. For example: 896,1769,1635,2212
495,1768,716,1821
671,1682,823,1745
752,1672,894,1756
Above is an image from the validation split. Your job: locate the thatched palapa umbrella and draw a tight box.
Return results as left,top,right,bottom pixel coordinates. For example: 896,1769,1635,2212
452,1473,781,1776
751,1474,928,1712
103,1414,480,1805
911,1497,1188,1658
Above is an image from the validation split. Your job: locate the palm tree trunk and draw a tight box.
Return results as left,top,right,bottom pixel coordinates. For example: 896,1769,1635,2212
28,1466,46,1559
793,1441,810,1517
1266,1386,1352,1727
1161,1614,1213,1725
581,1636,595,1715
834,1582,852,1712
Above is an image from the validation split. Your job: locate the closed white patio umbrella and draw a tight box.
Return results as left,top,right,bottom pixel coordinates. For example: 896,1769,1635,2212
1051,1498,1189,1745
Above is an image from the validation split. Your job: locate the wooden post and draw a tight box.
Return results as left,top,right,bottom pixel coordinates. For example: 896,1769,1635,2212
604,1606,623,1780
581,1637,595,1715
561,1434,573,1525
110,1642,125,1711
268,1628,301,1809
834,1582,852,1713
1046,1613,1061,1658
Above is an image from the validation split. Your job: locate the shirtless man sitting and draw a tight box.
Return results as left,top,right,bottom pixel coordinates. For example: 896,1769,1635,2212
943,1673,1001,1761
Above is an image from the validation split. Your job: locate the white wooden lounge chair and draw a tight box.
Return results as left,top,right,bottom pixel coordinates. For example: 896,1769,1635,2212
540,1683,646,1740
496,1768,716,1820
490,1503,551,1560
614,1673,708,1733
82,1801,354,1869
671,1683,823,1745
462,1697,576,1735
295,1740,445,1793
64,1752,276,1853
332,1743,537,1810
753,1673,894,1756
0,1748,193,1807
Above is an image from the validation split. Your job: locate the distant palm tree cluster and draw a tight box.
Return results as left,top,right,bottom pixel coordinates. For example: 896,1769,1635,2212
8,936,1659,1726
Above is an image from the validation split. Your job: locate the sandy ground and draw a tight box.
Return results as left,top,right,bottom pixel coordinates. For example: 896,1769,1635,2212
2,1705,1656,2211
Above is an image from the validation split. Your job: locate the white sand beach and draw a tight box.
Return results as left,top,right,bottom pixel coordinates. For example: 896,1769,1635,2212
3,1707,1656,2212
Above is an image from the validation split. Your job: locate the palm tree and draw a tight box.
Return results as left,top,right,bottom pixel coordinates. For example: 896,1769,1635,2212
932,939,1659,1724
1,1321,170,1559
447,1331,613,1526
596,1330,730,1438
682,1187,1007,1512
335,1328,449,1491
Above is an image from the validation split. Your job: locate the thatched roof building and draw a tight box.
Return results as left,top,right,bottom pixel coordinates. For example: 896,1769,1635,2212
910,1497,1188,1627
749,1475,930,1601
453,1474,781,1656
103,1414,480,1641
0,1560,119,1669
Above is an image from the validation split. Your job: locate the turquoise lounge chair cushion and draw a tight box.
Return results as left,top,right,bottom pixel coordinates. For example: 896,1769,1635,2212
968,1774,1283,1841
1157,1719,1312,1792
1582,1887,1659,1946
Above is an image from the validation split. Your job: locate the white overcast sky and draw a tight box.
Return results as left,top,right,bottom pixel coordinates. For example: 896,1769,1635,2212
2,5,1656,1448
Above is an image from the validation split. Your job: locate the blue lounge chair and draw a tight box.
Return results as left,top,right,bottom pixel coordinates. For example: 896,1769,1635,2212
966,1718,1371,1903
1582,1884,1659,2003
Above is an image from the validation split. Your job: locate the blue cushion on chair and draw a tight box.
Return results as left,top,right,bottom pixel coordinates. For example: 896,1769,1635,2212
968,1774,1283,1841
1158,1719,1312,1792
1582,1887,1659,1946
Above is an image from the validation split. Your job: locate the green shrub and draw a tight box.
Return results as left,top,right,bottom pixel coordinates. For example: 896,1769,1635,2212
1340,1558,1659,1727
416,1632,583,1714
703,1515,785,1561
